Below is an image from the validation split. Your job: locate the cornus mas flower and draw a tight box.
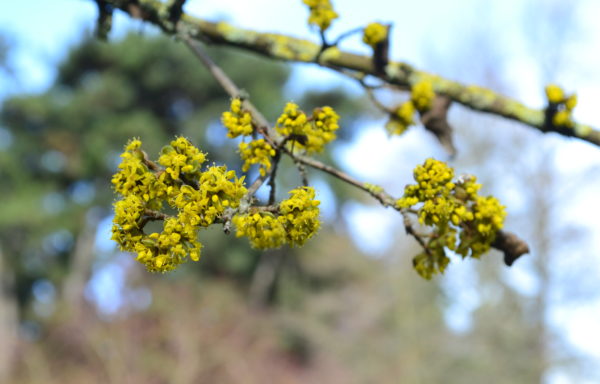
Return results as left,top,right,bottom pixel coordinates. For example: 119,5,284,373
304,106,340,153
275,102,340,153
111,139,159,201
397,158,506,279
362,22,388,47
111,137,247,272
158,136,206,180
544,84,578,128
278,186,321,246
133,217,202,273
545,84,565,104
233,212,287,250
276,102,309,137
411,80,435,112
238,139,277,177
233,187,321,249
385,101,416,136
221,98,254,138
194,165,247,226
302,0,339,32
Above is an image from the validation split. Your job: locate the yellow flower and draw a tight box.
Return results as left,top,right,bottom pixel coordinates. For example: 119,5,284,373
222,98,254,138
112,138,163,201
278,186,321,246
413,250,450,280
275,103,340,153
552,110,571,126
385,101,415,136
545,84,564,103
133,218,203,273
362,22,387,47
158,136,206,180
276,102,309,137
238,139,277,176
233,211,287,249
303,106,340,153
565,94,577,110
397,158,506,278
112,137,247,272
302,0,339,31
411,80,435,112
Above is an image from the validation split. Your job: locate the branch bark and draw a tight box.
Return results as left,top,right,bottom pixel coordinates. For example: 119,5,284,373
101,0,600,147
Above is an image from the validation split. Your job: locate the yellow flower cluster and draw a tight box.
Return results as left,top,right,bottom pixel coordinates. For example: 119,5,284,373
397,158,506,279
172,166,247,227
111,137,247,272
221,98,254,138
279,186,321,246
276,102,340,153
385,101,415,136
232,212,287,249
111,139,163,203
397,158,455,217
134,218,202,273
304,106,340,153
158,136,206,180
453,195,506,259
411,80,435,112
362,22,387,47
302,0,339,32
412,251,450,281
545,84,577,127
113,194,145,233
233,187,321,249
276,102,309,137
384,81,436,136
238,139,277,177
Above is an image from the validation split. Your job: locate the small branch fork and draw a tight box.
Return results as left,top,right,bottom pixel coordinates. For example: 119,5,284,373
180,33,528,265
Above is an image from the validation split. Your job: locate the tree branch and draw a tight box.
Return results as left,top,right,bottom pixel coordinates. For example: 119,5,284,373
102,0,600,147
163,9,530,264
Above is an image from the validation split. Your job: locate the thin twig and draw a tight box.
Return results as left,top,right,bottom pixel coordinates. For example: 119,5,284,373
141,151,160,171
294,158,309,186
183,36,240,97
184,35,281,152
245,174,268,201
143,209,170,220
138,209,172,229
268,150,281,205
251,205,279,214
316,27,363,63
326,66,400,114
314,29,330,62
364,85,395,114
331,27,364,47
402,212,434,257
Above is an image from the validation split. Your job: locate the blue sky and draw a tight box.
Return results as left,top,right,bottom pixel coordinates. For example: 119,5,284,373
2,0,600,381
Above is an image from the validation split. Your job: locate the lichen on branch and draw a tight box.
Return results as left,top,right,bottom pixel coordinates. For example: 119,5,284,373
97,0,600,147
